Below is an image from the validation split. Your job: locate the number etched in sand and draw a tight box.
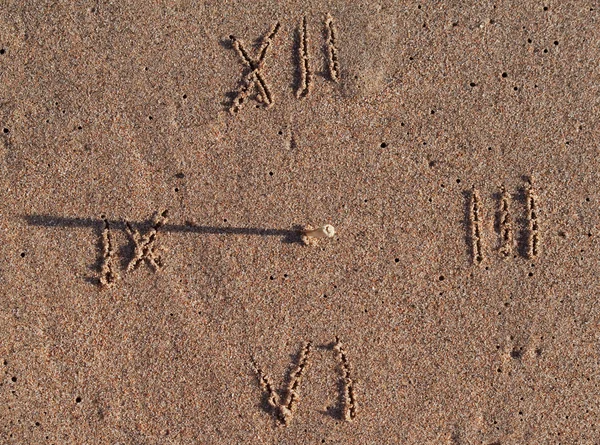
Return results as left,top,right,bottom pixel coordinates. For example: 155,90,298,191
226,14,342,112
464,179,541,265
250,337,357,426
229,23,280,114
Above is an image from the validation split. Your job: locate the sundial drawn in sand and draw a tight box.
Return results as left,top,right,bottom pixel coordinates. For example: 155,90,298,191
17,9,570,438
22,14,357,428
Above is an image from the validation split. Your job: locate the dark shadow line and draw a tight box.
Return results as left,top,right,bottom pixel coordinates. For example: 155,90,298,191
23,214,303,242
514,186,529,258
292,23,303,96
491,189,502,239
462,190,474,262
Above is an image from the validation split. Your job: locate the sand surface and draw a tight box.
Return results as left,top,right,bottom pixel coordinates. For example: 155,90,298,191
1,1,600,443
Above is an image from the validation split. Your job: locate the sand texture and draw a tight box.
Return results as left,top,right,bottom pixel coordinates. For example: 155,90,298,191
1,1,600,444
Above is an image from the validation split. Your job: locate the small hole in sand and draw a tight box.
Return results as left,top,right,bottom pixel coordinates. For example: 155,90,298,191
380,142,388,148
174,187,179,192
20,252,25,258
528,272,533,277
278,130,283,135
3,128,9,134
428,160,436,167
543,6,548,11
269,171,273,176
502,72,508,78
394,258,400,263
75,397,82,403
11,376,16,382
543,48,548,53
0,49,5,55
470,82,476,87
438,275,445,281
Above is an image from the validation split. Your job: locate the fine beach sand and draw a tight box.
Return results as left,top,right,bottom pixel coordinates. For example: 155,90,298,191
1,1,600,443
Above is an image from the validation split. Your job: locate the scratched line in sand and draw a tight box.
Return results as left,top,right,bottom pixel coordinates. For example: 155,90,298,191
469,186,484,266
99,216,119,287
325,13,340,82
295,15,312,98
526,179,540,259
498,185,514,258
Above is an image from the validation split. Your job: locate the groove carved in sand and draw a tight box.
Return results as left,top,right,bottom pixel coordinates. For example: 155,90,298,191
251,342,313,426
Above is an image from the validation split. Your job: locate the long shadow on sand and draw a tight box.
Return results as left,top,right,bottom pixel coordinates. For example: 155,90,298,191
24,214,303,244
